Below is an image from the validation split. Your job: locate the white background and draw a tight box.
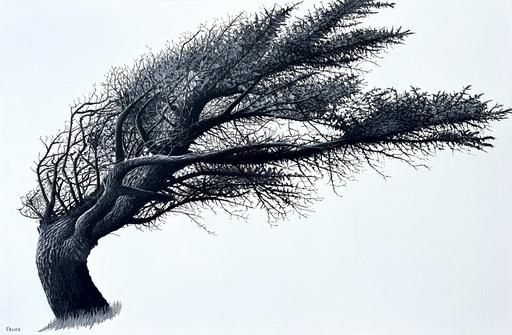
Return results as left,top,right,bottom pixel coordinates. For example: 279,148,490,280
0,0,511,334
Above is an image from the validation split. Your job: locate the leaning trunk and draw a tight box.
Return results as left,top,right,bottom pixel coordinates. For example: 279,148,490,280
36,218,109,319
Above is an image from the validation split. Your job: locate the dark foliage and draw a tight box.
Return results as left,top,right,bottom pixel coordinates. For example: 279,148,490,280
21,0,509,237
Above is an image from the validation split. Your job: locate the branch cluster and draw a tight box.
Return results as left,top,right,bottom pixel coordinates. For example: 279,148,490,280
20,0,509,238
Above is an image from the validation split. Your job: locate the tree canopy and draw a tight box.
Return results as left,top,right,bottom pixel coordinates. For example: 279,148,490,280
21,0,509,238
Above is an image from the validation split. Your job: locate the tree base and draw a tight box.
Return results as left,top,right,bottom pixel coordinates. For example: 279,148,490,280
39,301,122,331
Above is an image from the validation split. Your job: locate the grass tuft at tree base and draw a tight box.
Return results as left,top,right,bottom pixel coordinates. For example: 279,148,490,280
39,301,122,331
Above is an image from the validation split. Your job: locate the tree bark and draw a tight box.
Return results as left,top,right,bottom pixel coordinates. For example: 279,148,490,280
36,217,110,319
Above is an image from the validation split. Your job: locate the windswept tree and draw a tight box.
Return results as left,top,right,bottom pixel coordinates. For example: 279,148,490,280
21,0,509,323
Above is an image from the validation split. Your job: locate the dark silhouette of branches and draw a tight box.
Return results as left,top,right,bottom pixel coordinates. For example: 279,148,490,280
20,0,510,240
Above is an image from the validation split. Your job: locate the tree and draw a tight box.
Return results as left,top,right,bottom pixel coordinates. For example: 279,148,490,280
20,0,509,322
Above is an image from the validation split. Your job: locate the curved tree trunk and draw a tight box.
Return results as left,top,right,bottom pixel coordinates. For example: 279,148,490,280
36,218,110,319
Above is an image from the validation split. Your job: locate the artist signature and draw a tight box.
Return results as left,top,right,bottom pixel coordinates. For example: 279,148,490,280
5,327,21,332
